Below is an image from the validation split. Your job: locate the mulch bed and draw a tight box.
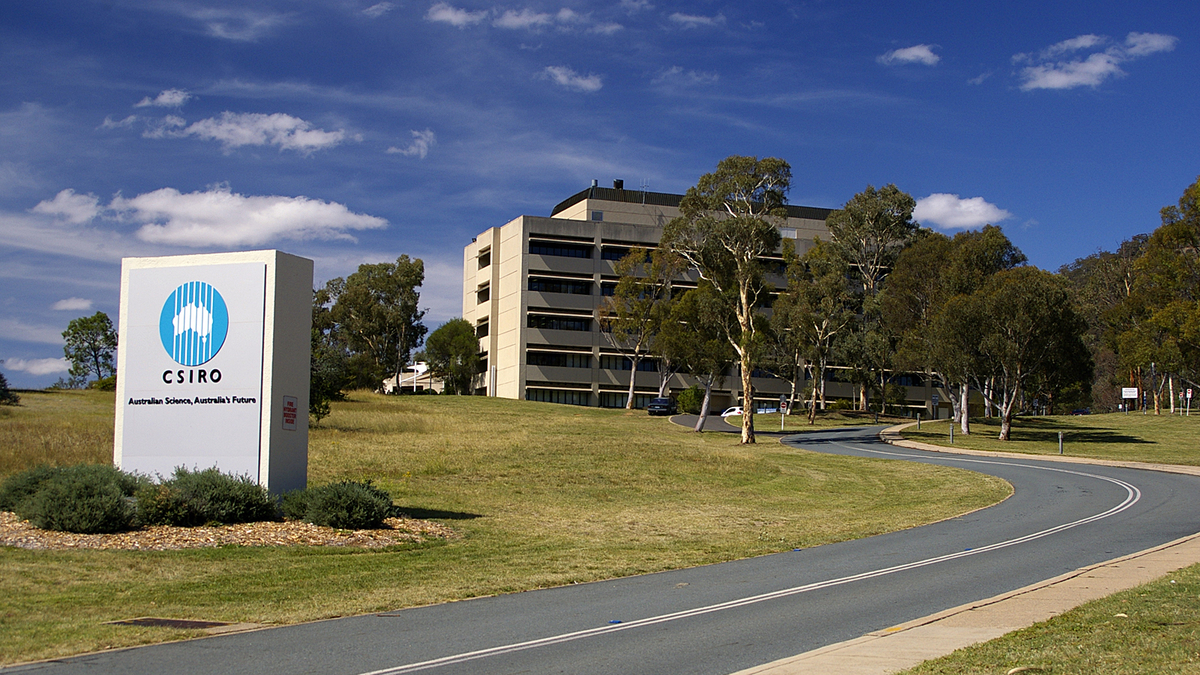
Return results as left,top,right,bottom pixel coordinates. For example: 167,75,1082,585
0,511,457,551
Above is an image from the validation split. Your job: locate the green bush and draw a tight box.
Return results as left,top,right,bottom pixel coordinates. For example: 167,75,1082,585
11,464,141,533
138,467,278,526
677,386,705,415
0,464,59,511
288,480,393,530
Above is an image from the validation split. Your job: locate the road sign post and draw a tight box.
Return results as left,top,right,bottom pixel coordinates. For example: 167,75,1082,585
1121,387,1138,415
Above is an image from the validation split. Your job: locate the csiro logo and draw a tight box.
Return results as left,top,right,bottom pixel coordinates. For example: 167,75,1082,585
159,281,229,366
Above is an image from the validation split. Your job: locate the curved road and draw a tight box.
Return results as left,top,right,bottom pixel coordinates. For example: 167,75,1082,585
8,427,1200,675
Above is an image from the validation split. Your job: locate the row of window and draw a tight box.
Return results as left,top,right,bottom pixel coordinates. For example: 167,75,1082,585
528,315,591,332
529,242,655,261
525,389,657,409
525,352,662,371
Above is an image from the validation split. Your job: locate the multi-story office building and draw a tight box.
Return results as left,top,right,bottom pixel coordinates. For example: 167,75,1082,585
462,181,936,413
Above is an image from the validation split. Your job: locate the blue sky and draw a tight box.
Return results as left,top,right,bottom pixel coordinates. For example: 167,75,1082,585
1,0,1196,387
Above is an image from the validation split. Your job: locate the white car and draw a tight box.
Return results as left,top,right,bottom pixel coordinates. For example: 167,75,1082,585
720,406,743,418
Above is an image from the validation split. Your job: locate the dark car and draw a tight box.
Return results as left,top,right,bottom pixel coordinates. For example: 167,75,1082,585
647,397,677,416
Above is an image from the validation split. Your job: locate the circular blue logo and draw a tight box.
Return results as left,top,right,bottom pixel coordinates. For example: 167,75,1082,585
159,281,229,366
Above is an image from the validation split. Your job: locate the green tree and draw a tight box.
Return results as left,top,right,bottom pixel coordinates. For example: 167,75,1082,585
309,288,350,425
772,239,855,422
0,366,19,406
935,267,1090,440
599,246,683,408
825,184,918,296
662,155,790,443
327,255,427,390
658,283,736,431
425,318,481,395
62,312,117,385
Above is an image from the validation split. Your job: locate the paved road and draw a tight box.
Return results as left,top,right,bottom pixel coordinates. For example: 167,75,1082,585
9,426,1200,675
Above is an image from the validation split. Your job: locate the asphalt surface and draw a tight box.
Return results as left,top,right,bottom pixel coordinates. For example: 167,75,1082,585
8,425,1200,675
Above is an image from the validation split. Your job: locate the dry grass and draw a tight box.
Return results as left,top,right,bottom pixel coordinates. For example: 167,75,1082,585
0,391,1010,665
902,413,1200,466
0,390,114,476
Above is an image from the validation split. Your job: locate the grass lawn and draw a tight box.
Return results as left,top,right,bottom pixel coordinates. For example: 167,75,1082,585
0,390,1010,665
901,413,1200,466
899,561,1200,674
721,408,912,433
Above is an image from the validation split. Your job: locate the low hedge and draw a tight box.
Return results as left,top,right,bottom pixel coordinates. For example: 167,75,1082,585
137,467,277,527
282,480,393,530
1,464,144,534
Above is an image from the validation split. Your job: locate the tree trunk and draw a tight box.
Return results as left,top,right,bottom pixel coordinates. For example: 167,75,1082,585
960,382,970,436
694,375,714,432
740,357,755,444
625,354,639,409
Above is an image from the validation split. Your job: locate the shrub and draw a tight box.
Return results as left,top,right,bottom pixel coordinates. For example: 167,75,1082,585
138,467,277,526
0,369,18,406
677,386,705,415
12,464,141,533
279,488,310,521
0,464,60,511
289,480,393,530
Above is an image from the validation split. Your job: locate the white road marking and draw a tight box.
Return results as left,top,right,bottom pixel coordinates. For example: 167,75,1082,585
357,436,1142,675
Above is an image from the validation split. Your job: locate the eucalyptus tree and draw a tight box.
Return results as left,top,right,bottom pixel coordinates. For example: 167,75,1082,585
326,255,427,390
62,311,118,385
658,284,737,431
662,155,790,443
599,246,684,408
425,318,481,395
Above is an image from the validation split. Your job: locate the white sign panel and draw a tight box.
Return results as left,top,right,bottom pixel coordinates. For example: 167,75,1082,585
115,250,313,493
1121,387,1139,399
120,263,267,480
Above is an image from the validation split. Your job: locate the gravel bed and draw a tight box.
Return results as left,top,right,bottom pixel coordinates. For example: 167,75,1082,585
0,511,457,551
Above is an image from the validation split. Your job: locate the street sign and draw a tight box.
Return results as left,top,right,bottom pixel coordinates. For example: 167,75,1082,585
1121,387,1139,399
1189,389,1194,399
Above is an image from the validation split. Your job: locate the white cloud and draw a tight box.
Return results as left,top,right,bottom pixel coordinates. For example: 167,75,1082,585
100,115,139,129
620,0,652,12
0,319,66,346
2,357,70,375
426,3,488,27
142,115,187,139
183,8,290,41
362,2,395,18
589,22,623,35
494,8,553,29
669,12,725,28
30,189,102,224
652,66,718,86
541,66,603,93
1016,32,1177,91
112,186,387,247
387,129,437,158
174,112,346,153
914,193,1012,230
135,88,193,108
52,298,94,311
878,44,940,66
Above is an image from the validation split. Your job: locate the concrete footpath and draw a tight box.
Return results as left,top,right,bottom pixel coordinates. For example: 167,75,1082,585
730,423,1200,675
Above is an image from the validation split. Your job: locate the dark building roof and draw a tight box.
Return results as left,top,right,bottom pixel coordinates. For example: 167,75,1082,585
550,186,834,222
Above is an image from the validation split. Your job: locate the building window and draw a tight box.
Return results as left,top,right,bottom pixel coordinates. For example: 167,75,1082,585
527,389,590,406
475,322,489,338
529,277,592,295
477,287,490,303
591,211,603,221
477,251,491,268
599,355,658,371
527,351,591,368
600,246,630,261
528,315,591,332
530,241,592,258
599,392,656,409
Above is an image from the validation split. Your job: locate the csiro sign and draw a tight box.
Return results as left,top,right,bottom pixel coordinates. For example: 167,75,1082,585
114,251,313,494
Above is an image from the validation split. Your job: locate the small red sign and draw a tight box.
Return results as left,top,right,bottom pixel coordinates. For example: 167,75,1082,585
282,395,298,430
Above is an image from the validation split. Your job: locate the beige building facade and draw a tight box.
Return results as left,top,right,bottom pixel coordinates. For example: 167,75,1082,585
462,182,938,414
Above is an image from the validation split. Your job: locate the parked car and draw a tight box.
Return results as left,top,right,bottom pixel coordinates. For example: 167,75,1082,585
720,406,743,418
647,397,677,416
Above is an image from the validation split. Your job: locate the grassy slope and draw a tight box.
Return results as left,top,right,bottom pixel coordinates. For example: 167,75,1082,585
0,391,1010,664
900,563,1200,674
902,413,1200,466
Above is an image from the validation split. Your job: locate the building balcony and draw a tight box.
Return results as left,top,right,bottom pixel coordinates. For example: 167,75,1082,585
526,291,595,311
525,327,595,348
525,365,595,385
527,254,594,276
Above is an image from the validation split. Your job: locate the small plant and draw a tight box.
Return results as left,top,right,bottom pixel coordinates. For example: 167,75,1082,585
0,464,60,511
286,480,393,530
137,467,278,526
0,369,18,406
677,386,705,415
9,464,142,534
